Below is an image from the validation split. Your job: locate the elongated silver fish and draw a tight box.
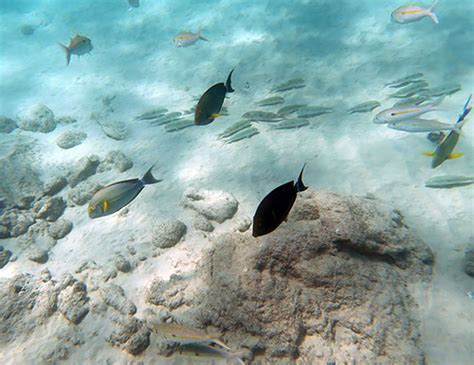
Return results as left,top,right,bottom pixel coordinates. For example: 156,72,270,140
425,175,474,189
374,96,443,124
174,31,208,47
385,73,424,88
388,80,429,98
391,1,439,24
88,166,161,218
387,119,462,133
176,343,250,365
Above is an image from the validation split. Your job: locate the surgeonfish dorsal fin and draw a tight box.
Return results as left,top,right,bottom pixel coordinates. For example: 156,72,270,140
295,163,308,192
225,69,235,93
141,164,162,185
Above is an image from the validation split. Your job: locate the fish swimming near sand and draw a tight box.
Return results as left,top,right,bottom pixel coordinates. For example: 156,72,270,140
391,1,439,24
385,73,424,88
149,323,231,350
425,175,474,189
257,96,285,107
347,100,381,114
387,119,462,133
128,0,139,10
88,165,161,218
388,80,429,98
374,97,444,124
252,164,307,237
176,343,250,365
423,94,472,168
174,30,208,47
59,34,93,66
195,69,234,125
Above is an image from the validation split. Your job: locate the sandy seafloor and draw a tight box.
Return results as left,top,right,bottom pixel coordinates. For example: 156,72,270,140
0,0,473,364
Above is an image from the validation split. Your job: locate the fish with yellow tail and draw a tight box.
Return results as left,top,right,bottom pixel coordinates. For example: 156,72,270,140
391,1,439,24
423,94,471,168
88,165,161,218
195,69,235,125
59,34,93,66
174,30,208,47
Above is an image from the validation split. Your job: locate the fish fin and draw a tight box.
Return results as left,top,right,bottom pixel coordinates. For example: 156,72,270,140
199,33,209,42
423,152,435,157
430,95,445,108
210,113,221,118
428,1,439,24
213,340,231,351
447,152,464,160
225,69,235,93
103,199,109,212
141,165,162,185
295,163,308,192
59,43,70,66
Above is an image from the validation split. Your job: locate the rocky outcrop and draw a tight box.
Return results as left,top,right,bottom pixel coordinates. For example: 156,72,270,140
67,155,100,188
464,246,474,277
107,316,150,355
152,219,187,248
56,130,87,149
100,283,137,316
0,116,17,133
17,104,56,133
68,181,103,206
57,275,89,325
151,190,433,364
48,219,73,240
100,120,128,140
98,150,133,173
182,189,238,223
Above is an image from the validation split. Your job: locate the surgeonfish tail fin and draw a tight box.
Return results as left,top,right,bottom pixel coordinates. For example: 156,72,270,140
428,0,439,24
141,165,162,185
295,163,308,192
225,68,235,93
423,151,435,157
59,43,70,66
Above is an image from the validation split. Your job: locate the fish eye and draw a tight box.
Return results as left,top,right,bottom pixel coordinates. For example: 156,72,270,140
390,113,396,116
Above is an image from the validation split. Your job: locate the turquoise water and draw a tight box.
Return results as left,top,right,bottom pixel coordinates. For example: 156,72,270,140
0,1,473,364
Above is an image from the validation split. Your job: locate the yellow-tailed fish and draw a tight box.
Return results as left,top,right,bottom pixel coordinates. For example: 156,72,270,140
391,1,439,24
176,343,250,365
423,94,471,168
373,96,444,124
174,30,208,47
150,322,231,350
59,34,93,66
195,69,235,125
387,119,462,133
88,165,161,218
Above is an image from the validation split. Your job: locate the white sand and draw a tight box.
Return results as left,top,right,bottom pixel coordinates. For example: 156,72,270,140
0,0,473,364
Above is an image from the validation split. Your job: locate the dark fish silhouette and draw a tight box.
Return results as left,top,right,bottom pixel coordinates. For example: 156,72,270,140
194,69,235,125
252,165,307,237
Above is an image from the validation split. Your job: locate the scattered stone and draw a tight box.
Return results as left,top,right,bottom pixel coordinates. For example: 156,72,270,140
41,343,70,363
464,246,474,277
107,316,150,356
193,215,214,232
58,278,89,325
236,216,252,233
0,247,13,269
56,130,87,149
192,190,433,363
152,219,187,248
56,116,77,125
0,116,17,133
43,176,68,196
146,274,189,310
100,283,137,315
20,24,35,36
33,196,67,222
98,150,133,173
68,181,103,206
67,155,100,187
100,120,128,140
17,104,56,133
114,253,133,273
48,219,73,240
0,209,36,237
182,189,238,223
27,246,49,264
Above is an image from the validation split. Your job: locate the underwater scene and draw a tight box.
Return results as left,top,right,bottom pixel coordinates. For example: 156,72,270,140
0,0,473,364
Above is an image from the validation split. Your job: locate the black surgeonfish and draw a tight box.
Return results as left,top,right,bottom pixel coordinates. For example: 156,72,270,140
194,69,235,125
252,164,307,237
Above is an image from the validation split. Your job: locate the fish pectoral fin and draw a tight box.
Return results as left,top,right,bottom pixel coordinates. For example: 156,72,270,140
447,152,464,160
422,152,434,157
103,199,109,212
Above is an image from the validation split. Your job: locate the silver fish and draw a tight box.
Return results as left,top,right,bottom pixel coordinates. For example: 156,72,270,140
421,83,462,97
257,96,285,106
347,101,381,114
272,118,309,130
277,104,307,116
224,127,260,144
393,96,430,107
219,120,252,138
88,166,161,218
174,31,208,47
297,106,333,118
425,175,474,189
135,108,169,120
176,343,250,365
271,78,306,92
391,1,439,24
374,96,443,124
242,111,281,122
165,119,194,132
385,73,424,88
388,80,429,98
59,34,93,66
387,119,462,133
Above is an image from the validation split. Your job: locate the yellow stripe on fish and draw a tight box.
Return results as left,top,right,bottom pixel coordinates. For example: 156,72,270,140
393,109,419,115
400,9,424,15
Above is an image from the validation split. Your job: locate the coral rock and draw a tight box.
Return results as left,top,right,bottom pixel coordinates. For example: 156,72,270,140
183,189,238,223
152,219,187,248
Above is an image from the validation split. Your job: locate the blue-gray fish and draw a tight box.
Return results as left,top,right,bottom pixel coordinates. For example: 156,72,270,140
387,119,462,133
59,34,93,66
425,175,474,189
88,166,161,218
